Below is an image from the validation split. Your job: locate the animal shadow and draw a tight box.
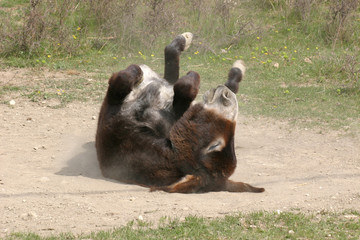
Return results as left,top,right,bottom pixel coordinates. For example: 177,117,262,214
56,141,103,179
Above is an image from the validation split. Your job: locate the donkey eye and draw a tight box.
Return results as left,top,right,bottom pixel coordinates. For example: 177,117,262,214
205,138,225,153
208,142,220,151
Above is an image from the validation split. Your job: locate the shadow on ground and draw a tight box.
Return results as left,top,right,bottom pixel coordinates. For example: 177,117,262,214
56,141,104,179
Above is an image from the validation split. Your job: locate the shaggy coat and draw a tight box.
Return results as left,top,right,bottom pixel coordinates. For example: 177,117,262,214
95,33,264,193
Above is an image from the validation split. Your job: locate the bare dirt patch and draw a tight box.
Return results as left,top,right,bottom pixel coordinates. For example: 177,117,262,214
1,70,360,237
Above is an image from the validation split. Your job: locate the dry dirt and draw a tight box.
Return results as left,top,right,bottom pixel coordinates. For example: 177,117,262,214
1,69,360,237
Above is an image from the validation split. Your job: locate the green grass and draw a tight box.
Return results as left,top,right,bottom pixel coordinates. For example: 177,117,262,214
1,43,359,128
4,211,360,240
0,0,27,8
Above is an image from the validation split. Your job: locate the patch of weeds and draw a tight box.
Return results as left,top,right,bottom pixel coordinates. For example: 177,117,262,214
0,85,23,97
0,0,27,8
5,211,360,240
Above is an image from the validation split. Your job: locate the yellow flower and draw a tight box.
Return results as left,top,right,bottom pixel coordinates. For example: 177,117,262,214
306,48,310,50
294,50,297,53
284,46,287,49
256,37,260,40
315,47,319,50
138,51,143,56
151,54,154,57
72,35,77,40
113,57,117,60
77,27,81,31
47,55,51,58
57,89,64,96
194,51,199,55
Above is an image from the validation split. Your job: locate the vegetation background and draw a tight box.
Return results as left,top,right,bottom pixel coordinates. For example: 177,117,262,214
0,0,359,130
0,0,359,239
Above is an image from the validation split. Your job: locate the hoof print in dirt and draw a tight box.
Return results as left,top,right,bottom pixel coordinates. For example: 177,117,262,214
95,32,264,194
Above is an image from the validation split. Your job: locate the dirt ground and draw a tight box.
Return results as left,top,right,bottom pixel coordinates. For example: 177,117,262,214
1,69,360,237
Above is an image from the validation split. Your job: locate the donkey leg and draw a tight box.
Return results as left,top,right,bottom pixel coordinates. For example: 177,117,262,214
164,32,193,84
224,179,264,193
106,64,143,105
172,71,200,119
150,175,202,193
224,60,246,94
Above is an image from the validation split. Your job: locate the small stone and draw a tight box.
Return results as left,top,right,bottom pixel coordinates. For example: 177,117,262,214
344,214,358,220
304,57,312,64
9,100,16,105
288,230,295,234
138,215,144,221
273,62,279,68
92,116,96,120
40,177,50,182
21,212,37,220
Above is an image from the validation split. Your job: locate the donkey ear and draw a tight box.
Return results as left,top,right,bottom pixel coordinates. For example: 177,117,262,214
205,137,226,153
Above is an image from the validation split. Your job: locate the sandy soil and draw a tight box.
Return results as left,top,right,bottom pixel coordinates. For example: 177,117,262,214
1,70,360,237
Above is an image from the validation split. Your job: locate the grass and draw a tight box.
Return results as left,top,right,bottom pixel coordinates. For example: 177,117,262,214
1,1,358,129
0,0,27,8
4,211,360,239
1,42,359,128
